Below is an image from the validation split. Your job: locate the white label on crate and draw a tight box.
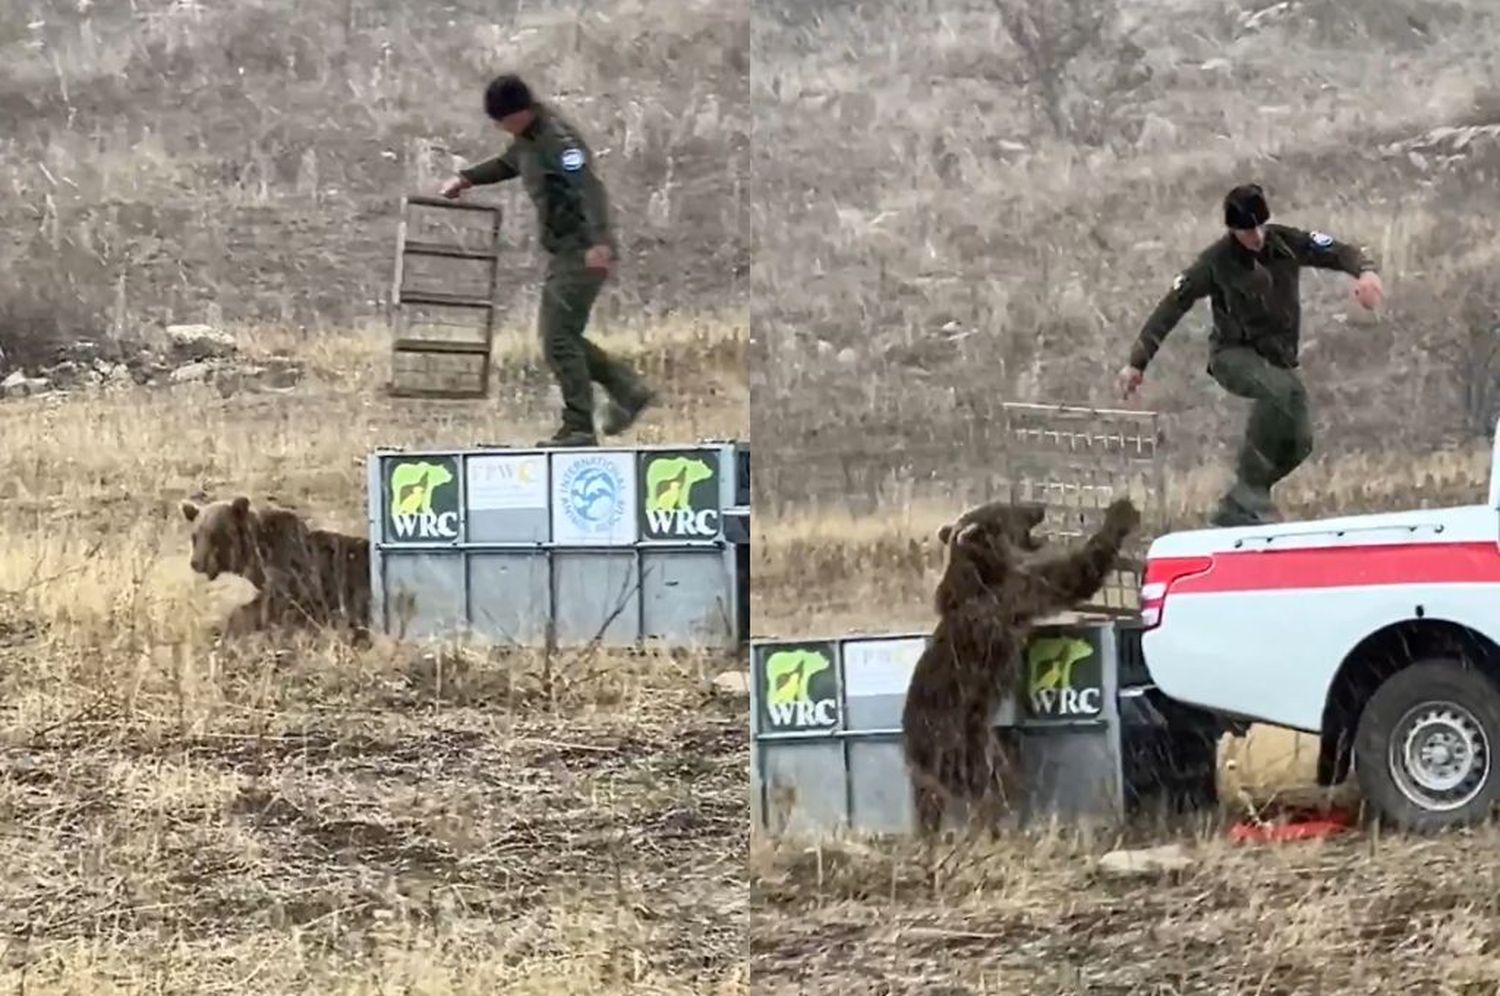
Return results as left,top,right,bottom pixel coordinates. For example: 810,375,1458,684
841,637,928,699
551,450,637,545
467,454,548,511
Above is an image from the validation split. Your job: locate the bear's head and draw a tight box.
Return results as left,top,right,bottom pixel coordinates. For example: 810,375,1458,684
938,501,1047,556
931,501,1046,613
931,502,1048,605
180,495,257,581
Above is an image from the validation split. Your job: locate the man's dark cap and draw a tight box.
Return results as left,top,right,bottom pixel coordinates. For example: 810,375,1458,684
1224,183,1270,230
484,74,533,120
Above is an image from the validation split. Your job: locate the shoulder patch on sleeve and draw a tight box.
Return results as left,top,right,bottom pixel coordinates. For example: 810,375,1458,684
559,147,586,172
1309,230,1334,249
1172,272,1187,292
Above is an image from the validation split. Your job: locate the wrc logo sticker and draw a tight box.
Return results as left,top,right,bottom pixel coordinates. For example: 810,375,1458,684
560,147,586,172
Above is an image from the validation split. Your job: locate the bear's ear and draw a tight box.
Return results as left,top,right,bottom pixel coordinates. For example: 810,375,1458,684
937,523,954,544
180,500,200,522
230,495,252,518
953,522,982,546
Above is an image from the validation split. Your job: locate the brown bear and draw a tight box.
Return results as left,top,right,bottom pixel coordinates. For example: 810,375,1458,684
901,496,1141,837
307,527,371,629
180,495,371,640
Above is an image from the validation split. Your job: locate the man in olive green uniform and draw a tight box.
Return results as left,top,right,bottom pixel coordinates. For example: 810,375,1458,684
441,74,655,447
1116,184,1386,526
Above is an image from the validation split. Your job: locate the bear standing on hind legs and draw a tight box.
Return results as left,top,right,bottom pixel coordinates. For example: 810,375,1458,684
900,496,1141,838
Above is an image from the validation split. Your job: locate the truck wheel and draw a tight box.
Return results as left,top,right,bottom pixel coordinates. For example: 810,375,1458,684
1354,658,1500,832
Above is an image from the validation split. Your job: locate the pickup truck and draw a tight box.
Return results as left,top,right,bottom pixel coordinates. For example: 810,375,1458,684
1138,423,1500,832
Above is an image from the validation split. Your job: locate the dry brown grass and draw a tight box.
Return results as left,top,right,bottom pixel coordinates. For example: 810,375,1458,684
1218,723,1322,804
0,0,748,367
749,822,1500,993
0,0,754,989
751,0,1500,519
0,318,749,993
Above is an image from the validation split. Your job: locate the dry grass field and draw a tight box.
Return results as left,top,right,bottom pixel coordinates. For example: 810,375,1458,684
751,0,1500,515
750,0,1500,991
750,824,1500,993
0,0,748,366
0,320,749,993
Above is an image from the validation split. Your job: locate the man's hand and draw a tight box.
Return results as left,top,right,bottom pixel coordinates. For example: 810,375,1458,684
1115,364,1144,401
439,175,471,199
585,244,615,276
1353,271,1384,311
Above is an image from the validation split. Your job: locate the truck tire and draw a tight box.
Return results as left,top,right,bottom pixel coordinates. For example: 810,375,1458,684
1354,657,1500,832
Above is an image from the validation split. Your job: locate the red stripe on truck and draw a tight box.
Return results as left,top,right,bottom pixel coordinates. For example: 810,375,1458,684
1166,541,1500,595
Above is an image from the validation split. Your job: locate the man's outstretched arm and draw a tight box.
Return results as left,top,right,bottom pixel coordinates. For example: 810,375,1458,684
458,147,520,186
1282,225,1376,275
1282,225,1384,310
1129,257,1212,370
441,148,520,198
1117,256,1211,398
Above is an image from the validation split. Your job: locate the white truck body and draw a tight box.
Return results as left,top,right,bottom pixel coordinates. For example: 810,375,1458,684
1139,423,1500,734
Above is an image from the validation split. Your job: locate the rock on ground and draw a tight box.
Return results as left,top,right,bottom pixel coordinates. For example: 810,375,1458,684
166,323,238,362
1096,843,1195,879
1,370,50,399
0,327,305,400
170,361,213,384
712,670,749,696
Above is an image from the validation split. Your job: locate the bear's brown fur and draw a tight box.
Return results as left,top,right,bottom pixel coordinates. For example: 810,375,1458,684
180,495,370,639
307,527,371,628
901,496,1141,836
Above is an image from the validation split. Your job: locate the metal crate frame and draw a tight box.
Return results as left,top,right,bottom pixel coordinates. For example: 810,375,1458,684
996,402,1167,615
749,622,1132,837
366,440,751,651
387,194,504,400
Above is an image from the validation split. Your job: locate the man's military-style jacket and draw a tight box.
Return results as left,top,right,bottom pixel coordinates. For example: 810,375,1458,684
459,102,617,257
1128,223,1377,371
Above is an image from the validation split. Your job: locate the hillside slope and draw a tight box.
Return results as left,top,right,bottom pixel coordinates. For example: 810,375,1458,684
752,0,1500,514
0,0,748,368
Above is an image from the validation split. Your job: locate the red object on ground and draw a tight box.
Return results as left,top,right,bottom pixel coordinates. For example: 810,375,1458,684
1228,807,1358,844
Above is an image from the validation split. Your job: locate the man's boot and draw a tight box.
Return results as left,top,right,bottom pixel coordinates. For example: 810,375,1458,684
536,426,598,448
1209,481,1274,528
600,385,657,437
1209,501,1260,528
